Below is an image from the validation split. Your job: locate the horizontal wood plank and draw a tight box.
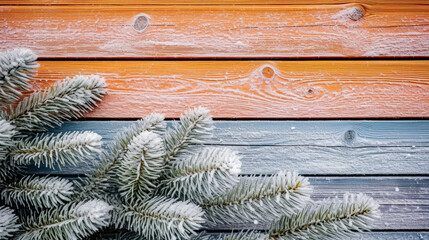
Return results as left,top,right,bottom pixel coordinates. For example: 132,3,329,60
26,121,429,175
1,5,428,58
27,60,429,118
3,0,429,5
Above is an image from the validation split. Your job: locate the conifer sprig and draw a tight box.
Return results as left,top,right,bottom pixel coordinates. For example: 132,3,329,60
113,196,205,240
268,193,380,240
195,231,266,240
17,200,112,240
0,48,38,107
164,107,214,163
11,131,102,169
0,120,17,182
0,206,21,239
117,131,165,203
76,113,165,200
2,75,107,132
1,176,74,209
160,147,241,203
203,171,312,225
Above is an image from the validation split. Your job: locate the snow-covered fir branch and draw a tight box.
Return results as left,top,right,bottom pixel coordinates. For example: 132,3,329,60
164,107,214,163
1,175,74,209
203,171,312,225
0,206,21,239
0,48,38,107
10,131,102,169
17,200,112,240
195,231,266,240
268,193,380,240
0,119,17,182
113,196,205,240
1,75,107,132
160,147,241,203
117,131,165,203
76,113,165,200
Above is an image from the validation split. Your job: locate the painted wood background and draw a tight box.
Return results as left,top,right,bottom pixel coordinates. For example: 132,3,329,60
1,0,428,239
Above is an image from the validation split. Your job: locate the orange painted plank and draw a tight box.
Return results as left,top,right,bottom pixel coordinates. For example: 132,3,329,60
1,5,428,58
27,60,429,118
3,0,428,5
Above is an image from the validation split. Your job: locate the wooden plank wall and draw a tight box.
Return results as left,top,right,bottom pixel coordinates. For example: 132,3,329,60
2,0,429,239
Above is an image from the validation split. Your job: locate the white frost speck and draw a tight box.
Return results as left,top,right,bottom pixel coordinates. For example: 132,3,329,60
395,187,399,192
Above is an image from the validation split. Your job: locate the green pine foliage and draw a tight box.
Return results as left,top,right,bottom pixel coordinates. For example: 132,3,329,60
159,147,241,203
0,48,38,107
1,75,107,132
268,193,380,239
1,176,74,209
202,171,312,225
0,48,381,240
113,196,205,240
17,200,112,240
0,206,20,239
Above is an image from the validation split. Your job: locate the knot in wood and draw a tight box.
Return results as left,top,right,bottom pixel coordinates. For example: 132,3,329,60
133,14,150,32
348,6,364,21
261,65,275,79
344,130,356,143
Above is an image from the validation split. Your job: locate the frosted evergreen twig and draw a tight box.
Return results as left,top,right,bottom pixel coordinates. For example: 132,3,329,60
194,231,266,240
17,199,112,240
1,175,74,209
113,196,205,240
2,75,107,132
10,131,102,169
203,171,312,225
0,48,38,107
268,193,380,240
76,113,165,200
160,147,241,203
0,206,21,239
164,107,214,163
0,119,17,181
117,131,165,203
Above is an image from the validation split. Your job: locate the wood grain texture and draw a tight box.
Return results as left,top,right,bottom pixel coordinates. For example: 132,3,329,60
1,5,428,58
4,0,429,4
26,121,429,175
24,60,429,118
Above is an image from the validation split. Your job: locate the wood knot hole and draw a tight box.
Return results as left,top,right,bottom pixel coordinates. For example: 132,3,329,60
262,66,275,79
348,6,364,21
133,14,150,32
344,130,356,142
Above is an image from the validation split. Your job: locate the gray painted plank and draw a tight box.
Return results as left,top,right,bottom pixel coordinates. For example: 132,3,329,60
26,120,429,175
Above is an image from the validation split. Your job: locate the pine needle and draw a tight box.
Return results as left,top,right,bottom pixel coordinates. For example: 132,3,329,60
268,193,380,240
203,171,312,225
2,75,107,132
11,131,102,169
0,48,38,107
160,147,241,203
1,175,74,209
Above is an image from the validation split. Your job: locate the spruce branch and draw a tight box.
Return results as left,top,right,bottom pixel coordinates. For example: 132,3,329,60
17,199,112,240
2,75,107,132
0,119,18,182
203,171,312,225
0,205,21,239
76,113,165,200
10,131,102,169
113,196,205,240
0,48,38,107
164,107,214,163
117,131,165,203
268,193,380,240
1,175,74,209
194,231,266,240
160,147,241,203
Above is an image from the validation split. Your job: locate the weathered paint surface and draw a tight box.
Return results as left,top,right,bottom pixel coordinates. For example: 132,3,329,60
22,60,429,118
1,5,428,58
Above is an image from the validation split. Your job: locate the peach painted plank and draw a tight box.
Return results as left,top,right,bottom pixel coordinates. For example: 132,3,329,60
3,0,429,4
27,60,429,118
1,5,428,58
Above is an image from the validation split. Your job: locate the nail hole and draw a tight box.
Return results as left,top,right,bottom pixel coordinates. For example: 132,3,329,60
307,88,313,94
133,14,150,32
262,66,275,79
